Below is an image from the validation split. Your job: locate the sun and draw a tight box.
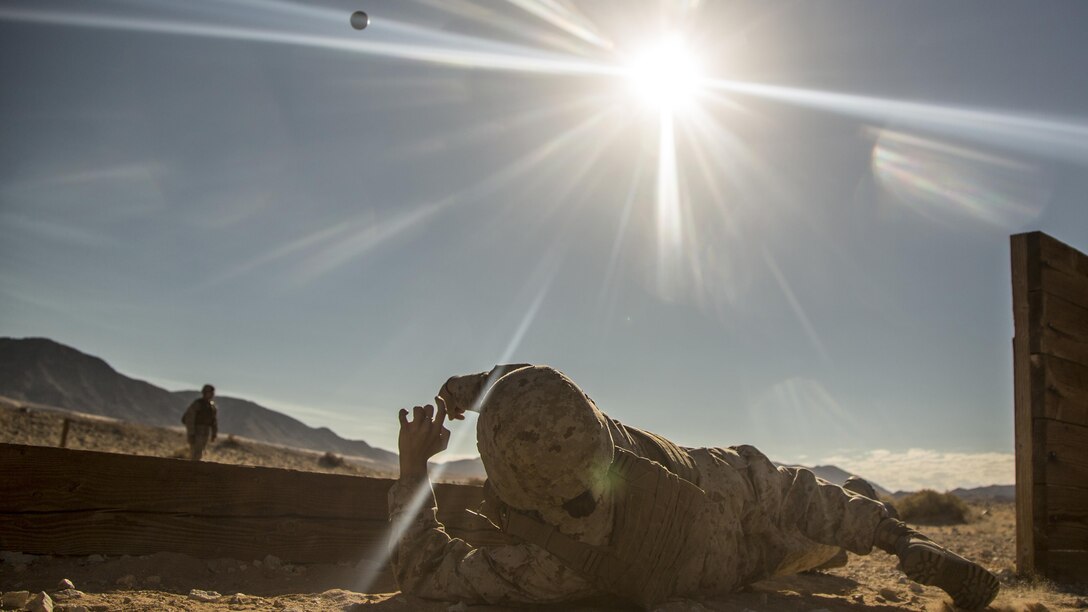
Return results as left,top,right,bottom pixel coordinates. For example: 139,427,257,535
624,35,703,112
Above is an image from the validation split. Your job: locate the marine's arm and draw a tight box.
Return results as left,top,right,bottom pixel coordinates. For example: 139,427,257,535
389,399,597,604
388,475,597,603
438,364,532,420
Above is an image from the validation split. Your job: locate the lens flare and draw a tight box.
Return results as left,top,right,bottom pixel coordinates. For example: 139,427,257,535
870,129,1050,229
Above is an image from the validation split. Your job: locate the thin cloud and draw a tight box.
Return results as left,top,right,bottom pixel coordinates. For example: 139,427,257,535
821,448,1014,492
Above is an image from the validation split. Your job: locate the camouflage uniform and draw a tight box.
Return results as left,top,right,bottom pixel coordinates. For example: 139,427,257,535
388,365,888,605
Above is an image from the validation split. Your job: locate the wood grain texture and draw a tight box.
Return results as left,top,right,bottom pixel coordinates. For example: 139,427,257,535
1038,233,1088,278
1036,232,1088,305
1013,231,1088,582
1041,483,1088,552
1038,419,1088,488
0,443,392,518
1036,354,1088,426
1048,551,1088,585
1012,232,1037,575
0,510,384,563
0,443,515,563
1033,293,1088,368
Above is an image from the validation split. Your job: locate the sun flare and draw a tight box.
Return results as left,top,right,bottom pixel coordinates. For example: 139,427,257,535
625,35,703,112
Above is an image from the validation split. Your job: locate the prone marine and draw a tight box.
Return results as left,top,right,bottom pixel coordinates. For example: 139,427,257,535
389,364,999,610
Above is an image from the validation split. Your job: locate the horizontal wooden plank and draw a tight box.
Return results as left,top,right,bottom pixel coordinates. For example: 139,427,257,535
1037,419,1088,487
1038,265,1088,309
0,507,513,563
1016,232,1088,308
1032,291,1088,368
0,444,490,525
1038,232,1088,285
1036,483,1088,552
0,510,384,563
1032,355,1088,425
0,443,520,562
1042,483,1088,523
0,443,393,519
1047,550,1088,583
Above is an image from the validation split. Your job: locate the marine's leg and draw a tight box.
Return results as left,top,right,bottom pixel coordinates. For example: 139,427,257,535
683,446,849,587
738,446,997,610
810,476,897,570
191,427,208,461
773,462,889,556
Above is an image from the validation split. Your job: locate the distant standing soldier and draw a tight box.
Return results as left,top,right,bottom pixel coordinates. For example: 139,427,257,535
182,384,218,461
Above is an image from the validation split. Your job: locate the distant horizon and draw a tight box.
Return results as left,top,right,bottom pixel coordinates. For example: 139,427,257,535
4,334,1015,492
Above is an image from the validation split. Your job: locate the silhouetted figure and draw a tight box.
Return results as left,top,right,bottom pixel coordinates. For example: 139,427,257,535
182,384,218,461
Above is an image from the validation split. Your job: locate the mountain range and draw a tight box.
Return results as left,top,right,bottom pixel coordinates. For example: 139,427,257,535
0,337,396,467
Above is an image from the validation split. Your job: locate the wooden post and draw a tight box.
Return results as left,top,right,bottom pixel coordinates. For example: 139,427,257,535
1011,232,1036,576
1011,231,1088,583
59,418,70,448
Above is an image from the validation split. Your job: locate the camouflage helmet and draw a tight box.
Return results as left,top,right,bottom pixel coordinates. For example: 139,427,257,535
476,366,615,537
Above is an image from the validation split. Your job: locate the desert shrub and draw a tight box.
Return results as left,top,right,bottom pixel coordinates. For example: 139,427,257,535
897,489,971,524
218,434,243,449
318,451,345,468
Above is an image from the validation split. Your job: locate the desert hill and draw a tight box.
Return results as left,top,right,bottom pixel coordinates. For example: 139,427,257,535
947,484,1016,502
0,337,395,466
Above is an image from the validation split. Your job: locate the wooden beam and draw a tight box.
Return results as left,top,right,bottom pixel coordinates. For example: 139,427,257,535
1034,354,1088,427
1048,551,1088,585
1032,292,1088,372
1040,483,1088,553
1037,419,1088,488
1035,352,1088,424
1012,232,1038,575
1013,231,1088,583
1036,233,1088,305
0,443,391,519
0,443,513,564
0,510,385,563
1038,233,1088,279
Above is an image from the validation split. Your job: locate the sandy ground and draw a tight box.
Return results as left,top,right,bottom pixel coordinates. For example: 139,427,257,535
2,399,1086,611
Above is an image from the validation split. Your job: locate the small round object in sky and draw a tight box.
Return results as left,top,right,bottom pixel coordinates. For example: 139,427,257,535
350,11,369,30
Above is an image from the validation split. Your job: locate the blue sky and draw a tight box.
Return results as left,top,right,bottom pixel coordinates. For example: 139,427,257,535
3,1,1087,490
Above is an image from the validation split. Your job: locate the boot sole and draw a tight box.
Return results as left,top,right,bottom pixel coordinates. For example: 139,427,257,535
901,541,999,610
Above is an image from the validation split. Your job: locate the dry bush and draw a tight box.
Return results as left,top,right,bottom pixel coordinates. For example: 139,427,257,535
898,489,971,524
170,446,189,459
318,451,345,468
217,434,244,449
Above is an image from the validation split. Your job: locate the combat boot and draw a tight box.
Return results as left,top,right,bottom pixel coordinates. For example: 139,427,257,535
874,518,999,610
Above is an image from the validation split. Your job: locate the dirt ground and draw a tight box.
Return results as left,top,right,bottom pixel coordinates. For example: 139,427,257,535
2,399,1086,611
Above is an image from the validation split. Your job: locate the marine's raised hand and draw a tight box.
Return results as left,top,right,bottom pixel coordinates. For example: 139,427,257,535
397,397,451,479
